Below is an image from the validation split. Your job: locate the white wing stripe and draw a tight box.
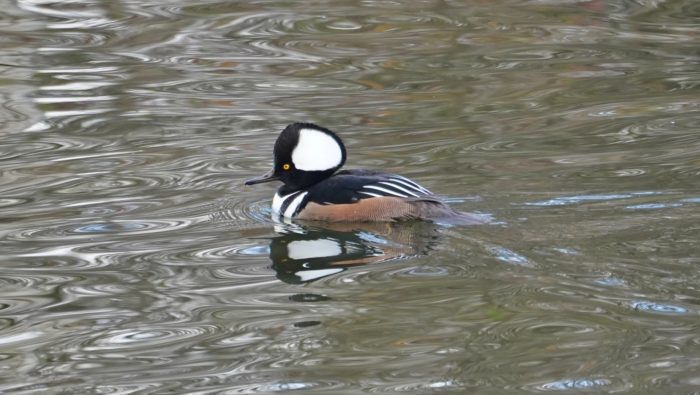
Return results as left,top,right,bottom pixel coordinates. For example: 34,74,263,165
378,181,420,197
363,185,408,198
359,191,382,197
388,178,430,194
390,176,431,194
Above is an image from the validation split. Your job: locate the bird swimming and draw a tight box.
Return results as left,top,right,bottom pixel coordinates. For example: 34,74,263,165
245,123,487,224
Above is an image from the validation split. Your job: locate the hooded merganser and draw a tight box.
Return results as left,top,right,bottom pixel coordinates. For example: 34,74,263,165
245,123,487,224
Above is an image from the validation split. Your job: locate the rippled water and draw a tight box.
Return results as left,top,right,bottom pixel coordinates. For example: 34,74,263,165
2,0,699,393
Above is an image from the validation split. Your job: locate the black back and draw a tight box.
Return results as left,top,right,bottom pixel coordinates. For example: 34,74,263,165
302,169,435,205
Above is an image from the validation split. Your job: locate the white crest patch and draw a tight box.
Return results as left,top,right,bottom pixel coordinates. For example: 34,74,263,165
291,128,343,171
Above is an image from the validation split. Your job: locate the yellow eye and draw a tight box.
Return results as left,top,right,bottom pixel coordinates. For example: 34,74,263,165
282,163,290,170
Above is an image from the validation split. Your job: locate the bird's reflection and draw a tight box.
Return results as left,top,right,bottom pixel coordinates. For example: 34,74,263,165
268,220,441,283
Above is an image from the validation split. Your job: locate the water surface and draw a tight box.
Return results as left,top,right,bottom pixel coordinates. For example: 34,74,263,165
1,0,699,393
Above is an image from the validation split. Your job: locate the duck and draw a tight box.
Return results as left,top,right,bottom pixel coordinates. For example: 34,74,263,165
245,123,487,224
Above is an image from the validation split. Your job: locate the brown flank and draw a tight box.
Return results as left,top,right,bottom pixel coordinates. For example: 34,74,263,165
297,196,456,222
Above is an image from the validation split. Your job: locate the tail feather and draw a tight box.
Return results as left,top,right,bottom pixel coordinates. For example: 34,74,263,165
404,198,492,225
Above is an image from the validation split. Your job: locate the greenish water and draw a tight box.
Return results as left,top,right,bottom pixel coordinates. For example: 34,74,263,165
1,0,699,394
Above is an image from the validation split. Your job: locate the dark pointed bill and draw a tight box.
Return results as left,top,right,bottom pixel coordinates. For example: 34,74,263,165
245,168,279,185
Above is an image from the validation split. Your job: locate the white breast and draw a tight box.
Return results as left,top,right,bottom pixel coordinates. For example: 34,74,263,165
272,191,309,218
272,192,292,214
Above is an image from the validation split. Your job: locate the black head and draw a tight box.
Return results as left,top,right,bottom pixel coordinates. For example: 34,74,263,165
245,123,347,192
